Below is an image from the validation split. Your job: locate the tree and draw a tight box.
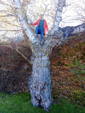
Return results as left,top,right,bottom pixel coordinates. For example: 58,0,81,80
0,0,85,111
13,0,67,110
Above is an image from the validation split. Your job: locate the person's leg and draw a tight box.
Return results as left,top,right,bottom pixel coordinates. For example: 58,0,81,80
38,28,41,35
35,26,39,35
41,29,44,39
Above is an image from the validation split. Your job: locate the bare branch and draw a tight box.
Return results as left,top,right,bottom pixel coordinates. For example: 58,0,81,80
13,0,36,43
50,0,66,34
0,30,21,31
16,48,32,65
1,42,32,65
62,23,85,39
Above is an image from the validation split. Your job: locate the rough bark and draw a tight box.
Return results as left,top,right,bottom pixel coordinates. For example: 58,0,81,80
61,23,85,40
13,0,66,110
51,0,66,34
13,0,85,110
14,0,36,43
29,55,52,110
28,39,52,110
45,0,66,51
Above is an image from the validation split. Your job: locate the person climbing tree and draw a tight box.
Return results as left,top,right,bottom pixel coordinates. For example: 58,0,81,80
30,14,48,39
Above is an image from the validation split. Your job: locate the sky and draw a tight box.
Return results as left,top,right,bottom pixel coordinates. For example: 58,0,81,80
32,0,85,27
60,0,85,27
0,0,85,38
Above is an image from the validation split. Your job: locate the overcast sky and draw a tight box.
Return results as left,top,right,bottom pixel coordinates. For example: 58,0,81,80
60,0,85,27
0,0,85,37
26,0,85,27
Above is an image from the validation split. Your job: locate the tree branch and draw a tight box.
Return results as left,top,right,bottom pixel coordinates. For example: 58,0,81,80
0,30,21,31
50,0,66,35
62,23,85,40
1,43,32,65
13,0,36,43
44,0,66,54
16,48,32,65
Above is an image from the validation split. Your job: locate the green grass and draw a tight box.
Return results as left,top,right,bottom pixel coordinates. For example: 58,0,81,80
0,92,85,113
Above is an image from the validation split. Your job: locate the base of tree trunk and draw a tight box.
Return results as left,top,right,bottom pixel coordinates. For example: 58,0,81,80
28,55,52,110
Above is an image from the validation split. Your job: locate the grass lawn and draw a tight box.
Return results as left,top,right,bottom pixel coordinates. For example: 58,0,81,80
0,92,85,113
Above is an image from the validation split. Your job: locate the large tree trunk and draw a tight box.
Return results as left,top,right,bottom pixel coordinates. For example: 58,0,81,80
13,0,66,110
29,54,52,110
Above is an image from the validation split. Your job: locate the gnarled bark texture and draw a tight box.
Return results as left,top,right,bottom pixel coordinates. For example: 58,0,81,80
13,0,84,110
13,0,66,110
28,39,53,110
29,55,52,109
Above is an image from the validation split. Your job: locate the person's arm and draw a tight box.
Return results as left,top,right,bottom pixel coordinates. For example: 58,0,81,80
30,19,39,26
46,23,48,31
45,21,48,32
